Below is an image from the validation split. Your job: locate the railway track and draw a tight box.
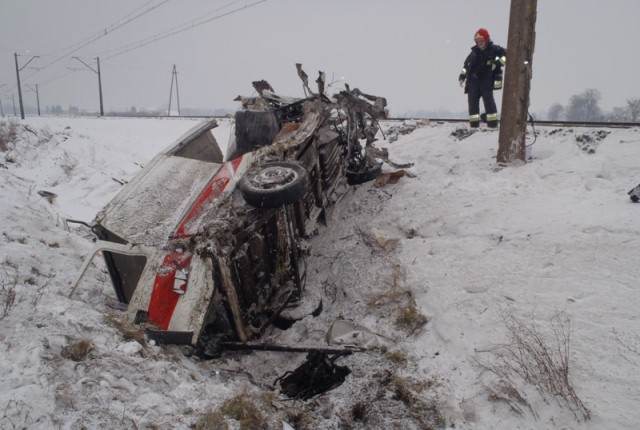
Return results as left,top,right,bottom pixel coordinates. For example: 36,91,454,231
16,113,640,129
387,117,640,129
125,115,640,129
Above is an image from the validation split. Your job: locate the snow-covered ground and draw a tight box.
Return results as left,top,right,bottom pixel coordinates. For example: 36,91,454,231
1,116,639,429
377,123,640,429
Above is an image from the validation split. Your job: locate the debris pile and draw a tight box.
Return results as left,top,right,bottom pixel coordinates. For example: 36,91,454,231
450,127,477,141
386,119,424,143
575,130,610,153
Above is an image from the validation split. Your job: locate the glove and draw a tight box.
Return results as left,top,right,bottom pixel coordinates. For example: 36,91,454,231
493,80,502,90
458,73,466,87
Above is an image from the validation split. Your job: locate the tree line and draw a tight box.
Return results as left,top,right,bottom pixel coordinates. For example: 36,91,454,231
547,90,640,122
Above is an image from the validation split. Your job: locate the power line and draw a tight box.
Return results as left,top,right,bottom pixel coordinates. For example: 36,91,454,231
33,1,257,89
97,0,247,57
17,0,261,92
103,0,268,61
39,69,81,87
0,2,162,60
51,0,159,55
14,0,269,112
22,0,172,81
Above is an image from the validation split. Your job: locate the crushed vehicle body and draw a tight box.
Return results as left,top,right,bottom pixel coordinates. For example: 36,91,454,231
74,65,388,355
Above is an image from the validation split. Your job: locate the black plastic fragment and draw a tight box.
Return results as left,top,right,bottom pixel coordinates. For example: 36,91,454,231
276,352,351,400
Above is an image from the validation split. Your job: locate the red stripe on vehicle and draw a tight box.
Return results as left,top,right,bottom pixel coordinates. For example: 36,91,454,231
146,155,243,331
173,155,243,238
231,156,243,172
147,252,192,330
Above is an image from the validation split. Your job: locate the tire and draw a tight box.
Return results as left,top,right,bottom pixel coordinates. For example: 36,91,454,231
346,162,382,185
239,161,309,208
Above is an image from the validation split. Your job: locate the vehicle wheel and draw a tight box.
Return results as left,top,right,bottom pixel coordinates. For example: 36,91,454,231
346,162,382,185
239,161,309,208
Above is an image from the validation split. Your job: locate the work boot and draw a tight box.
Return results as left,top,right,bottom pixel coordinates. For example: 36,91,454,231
486,113,499,128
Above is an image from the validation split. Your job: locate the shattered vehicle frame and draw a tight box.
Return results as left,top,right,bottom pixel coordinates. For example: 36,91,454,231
74,65,387,355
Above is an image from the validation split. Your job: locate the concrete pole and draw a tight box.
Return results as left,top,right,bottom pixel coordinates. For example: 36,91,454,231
35,84,41,116
168,64,175,116
175,66,181,116
96,57,104,116
14,53,25,119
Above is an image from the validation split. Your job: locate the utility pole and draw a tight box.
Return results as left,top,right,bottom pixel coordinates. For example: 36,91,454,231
167,65,174,116
97,57,104,116
14,53,23,119
167,64,181,116
175,65,181,116
0,84,5,117
27,84,41,116
12,94,17,116
497,0,537,164
14,53,39,120
35,84,41,116
72,56,104,116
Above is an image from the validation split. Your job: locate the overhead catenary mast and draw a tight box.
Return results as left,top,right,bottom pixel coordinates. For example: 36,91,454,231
167,64,181,116
72,56,105,116
14,53,39,119
26,84,41,116
0,84,5,117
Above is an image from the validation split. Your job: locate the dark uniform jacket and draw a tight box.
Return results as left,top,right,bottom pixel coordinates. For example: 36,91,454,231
461,42,506,93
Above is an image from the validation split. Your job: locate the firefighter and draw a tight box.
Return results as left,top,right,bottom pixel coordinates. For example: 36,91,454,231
458,28,506,128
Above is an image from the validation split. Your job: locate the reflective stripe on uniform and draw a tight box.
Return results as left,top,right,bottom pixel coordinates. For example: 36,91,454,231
486,113,498,121
499,56,506,65
469,114,481,121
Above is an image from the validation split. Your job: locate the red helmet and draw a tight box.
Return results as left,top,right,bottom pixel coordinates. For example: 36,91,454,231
475,28,490,42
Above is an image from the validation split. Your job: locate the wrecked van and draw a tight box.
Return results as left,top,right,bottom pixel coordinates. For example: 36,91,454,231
74,65,387,355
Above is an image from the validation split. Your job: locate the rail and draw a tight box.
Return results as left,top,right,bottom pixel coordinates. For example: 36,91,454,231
10,113,640,128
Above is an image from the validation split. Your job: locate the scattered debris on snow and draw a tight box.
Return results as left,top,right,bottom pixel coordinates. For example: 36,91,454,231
60,339,94,362
575,130,610,153
386,119,425,143
628,183,640,202
450,127,477,140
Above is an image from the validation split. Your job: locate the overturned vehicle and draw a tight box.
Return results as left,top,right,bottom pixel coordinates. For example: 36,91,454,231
75,65,388,355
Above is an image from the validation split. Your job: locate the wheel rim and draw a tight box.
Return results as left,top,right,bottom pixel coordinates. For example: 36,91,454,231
250,165,298,190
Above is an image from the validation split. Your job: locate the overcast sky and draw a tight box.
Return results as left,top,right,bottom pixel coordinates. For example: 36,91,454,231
0,0,639,115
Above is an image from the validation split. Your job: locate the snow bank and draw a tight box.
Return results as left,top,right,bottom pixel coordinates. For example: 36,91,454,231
374,123,640,428
0,117,237,429
1,116,639,428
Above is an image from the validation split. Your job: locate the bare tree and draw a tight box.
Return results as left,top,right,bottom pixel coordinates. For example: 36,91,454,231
565,89,602,121
627,98,640,122
607,106,629,122
547,103,564,121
